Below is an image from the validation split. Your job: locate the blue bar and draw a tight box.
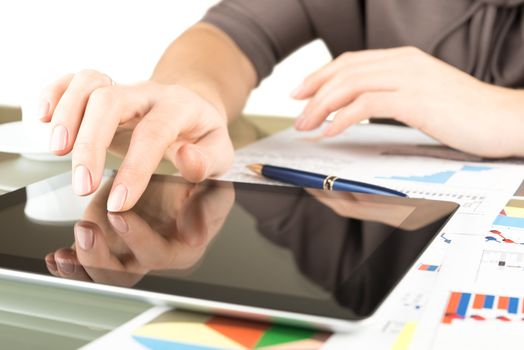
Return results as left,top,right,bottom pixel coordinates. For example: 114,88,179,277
382,171,453,184
494,216,524,229
484,295,495,309
134,336,219,350
462,165,492,172
427,265,439,271
508,297,519,314
456,293,471,318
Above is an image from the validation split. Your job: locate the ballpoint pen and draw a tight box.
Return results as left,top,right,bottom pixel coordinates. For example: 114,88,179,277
247,163,407,197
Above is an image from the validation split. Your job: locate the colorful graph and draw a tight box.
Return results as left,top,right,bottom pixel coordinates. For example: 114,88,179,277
378,165,493,185
417,264,440,272
401,292,425,311
442,292,524,324
493,199,524,229
485,229,524,244
440,232,451,244
514,180,524,197
131,310,330,350
391,322,417,350
476,250,524,283
393,188,486,214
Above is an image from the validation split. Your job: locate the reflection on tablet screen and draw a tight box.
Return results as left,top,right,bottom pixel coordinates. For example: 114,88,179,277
0,172,458,322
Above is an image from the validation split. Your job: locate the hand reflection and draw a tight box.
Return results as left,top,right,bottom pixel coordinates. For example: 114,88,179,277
45,176,234,286
305,188,414,228
305,188,451,231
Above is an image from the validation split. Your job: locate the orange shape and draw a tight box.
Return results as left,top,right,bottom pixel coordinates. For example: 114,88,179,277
442,313,463,324
206,316,270,349
472,294,485,309
498,296,509,310
445,292,462,315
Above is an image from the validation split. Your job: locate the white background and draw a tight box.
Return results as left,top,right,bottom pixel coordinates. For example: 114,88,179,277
0,0,331,118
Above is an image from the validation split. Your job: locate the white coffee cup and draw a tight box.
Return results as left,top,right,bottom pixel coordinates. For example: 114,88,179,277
24,175,110,224
24,180,89,223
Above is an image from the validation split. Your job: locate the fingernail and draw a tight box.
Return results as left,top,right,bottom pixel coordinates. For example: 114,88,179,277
56,257,75,274
107,213,128,234
322,123,340,137
39,100,49,120
46,261,57,273
294,114,307,130
73,165,92,195
291,83,305,98
45,255,57,273
50,124,68,152
190,145,209,179
107,183,128,212
74,224,94,250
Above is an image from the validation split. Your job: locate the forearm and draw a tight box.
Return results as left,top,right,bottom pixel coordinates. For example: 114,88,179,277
501,90,524,158
150,22,256,121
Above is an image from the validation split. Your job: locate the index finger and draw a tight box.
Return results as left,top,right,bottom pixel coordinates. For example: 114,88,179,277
107,211,179,269
106,92,194,212
74,221,146,286
72,84,153,196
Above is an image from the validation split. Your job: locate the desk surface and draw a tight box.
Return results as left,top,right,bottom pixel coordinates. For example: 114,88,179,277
0,107,293,349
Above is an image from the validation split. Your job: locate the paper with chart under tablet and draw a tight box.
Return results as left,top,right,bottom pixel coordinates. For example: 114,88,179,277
219,123,524,350
85,123,524,350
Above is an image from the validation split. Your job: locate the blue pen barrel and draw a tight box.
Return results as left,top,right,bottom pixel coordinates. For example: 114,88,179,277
332,178,407,197
262,165,322,188
261,164,407,197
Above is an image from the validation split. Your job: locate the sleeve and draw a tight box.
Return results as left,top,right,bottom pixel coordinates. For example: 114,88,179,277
201,0,317,84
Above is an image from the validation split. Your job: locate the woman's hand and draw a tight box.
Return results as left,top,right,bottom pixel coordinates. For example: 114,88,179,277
40,70,234,212
292,46,524,158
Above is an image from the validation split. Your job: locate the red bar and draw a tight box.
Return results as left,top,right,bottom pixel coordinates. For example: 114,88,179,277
442,314,462,324
473,294,485,309
498,296,509,310
447,293,462,313
471,315,486,321
418,264,429,271
442,292,462,324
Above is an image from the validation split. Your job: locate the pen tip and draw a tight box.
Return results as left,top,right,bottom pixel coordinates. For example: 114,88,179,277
247,163,263,175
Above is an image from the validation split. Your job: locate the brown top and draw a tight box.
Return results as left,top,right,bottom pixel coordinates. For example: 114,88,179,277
202,0,524,87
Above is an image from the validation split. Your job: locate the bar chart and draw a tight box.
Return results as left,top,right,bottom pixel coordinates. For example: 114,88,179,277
475,249,524,285
494,199,524,229
442,291,524,324
377,165,493,185
386,187,487,214
417,264,440,272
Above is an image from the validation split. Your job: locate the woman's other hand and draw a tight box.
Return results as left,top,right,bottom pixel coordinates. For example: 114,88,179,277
292,46,524,158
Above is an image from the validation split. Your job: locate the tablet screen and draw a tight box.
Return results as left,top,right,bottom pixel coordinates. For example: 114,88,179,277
0,172,458,321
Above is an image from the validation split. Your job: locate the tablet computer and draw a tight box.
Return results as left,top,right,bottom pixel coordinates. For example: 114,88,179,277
0,172,458,332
